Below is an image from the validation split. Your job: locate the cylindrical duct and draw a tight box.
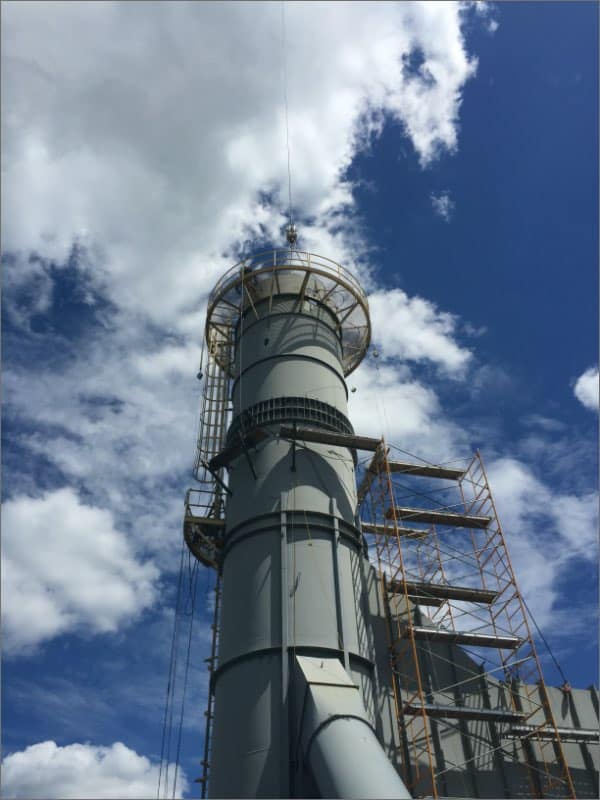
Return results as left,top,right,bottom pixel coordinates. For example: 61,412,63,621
200,253,406,798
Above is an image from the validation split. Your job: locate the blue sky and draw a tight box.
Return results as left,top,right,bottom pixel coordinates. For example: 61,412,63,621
1,2,598,798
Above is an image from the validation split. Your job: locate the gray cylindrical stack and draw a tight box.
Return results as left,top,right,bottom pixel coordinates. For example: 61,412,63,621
207,273,386,798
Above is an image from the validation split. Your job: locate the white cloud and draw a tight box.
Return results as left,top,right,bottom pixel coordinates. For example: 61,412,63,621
348,361,469,462
486,457,598,629
430,190,455,221
473,1,500,34
2,1,480,322
368,288,471,375
1,488,159,654
1,740,187,800
574,366,599,411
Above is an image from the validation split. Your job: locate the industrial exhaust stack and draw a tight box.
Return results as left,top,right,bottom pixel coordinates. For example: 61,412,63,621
185,245,409,798
182,244,597,799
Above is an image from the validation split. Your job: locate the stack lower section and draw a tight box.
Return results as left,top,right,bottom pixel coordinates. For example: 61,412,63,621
209,504,380,798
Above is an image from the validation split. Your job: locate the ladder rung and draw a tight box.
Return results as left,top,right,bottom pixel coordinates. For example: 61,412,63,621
404,701,524,723
504,725,600,744
387,460,465,480
389,580,498,605
387,506,491,529
407,626,521,649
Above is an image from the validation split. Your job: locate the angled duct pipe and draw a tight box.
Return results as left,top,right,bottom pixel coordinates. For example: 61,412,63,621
295,656,412,799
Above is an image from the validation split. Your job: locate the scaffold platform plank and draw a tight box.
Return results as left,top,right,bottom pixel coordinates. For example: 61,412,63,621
406,626,521,649
386,506,491,529
361,522,430,539
387,460,465,480
404,702,524,723
389,580,498,605
504,725,600,745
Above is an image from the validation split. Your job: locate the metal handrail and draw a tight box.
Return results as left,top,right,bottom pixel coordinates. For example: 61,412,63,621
205,248,371,376
207,249,367,308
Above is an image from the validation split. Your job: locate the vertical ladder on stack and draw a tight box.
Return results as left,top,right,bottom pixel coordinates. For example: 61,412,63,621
186,325,232,565
194,325,232,487
199,572,222,799
360,442,576,799
191,323,231,795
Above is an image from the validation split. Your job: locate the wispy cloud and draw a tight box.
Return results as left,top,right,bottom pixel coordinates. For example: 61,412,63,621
430,190,455,222
486,456,598,631
473,1,500,35
369,288,472,376
574,365,599,412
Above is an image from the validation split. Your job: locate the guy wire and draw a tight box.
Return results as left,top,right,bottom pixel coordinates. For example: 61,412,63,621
281,1,293,228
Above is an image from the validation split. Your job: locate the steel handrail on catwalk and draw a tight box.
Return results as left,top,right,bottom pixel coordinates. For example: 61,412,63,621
205,249,371,376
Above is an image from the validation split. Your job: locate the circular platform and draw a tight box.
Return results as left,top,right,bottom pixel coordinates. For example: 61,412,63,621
205,249,371,376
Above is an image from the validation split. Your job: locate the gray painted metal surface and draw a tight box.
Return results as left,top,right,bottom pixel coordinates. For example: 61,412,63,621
208,285,403,797
295,656,411,799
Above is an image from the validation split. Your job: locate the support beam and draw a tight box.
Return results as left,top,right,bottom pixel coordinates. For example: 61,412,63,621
356,448,386,504
404,702,524,724
504,725,600,745
279,425,380,452
209,428,269,470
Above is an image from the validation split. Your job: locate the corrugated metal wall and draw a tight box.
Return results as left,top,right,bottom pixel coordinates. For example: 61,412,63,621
364,560,599,798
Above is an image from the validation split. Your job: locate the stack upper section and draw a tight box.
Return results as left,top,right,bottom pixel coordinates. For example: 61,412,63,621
205,249,371,378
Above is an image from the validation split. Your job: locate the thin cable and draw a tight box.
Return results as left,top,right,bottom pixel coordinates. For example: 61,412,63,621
280,1,293,228
372,354,392,442
387,440,455,470
163,552,191,797
158,539,186,800
172,558,200,799
522,595,569,686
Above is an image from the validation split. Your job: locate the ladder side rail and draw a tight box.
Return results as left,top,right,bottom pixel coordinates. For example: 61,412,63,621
377,442,440,799
367,444,424,794
475,451,576,798
459,463,544,798
463,452,576,799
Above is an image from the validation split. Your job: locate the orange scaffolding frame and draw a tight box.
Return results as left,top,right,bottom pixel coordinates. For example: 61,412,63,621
360,441,576,799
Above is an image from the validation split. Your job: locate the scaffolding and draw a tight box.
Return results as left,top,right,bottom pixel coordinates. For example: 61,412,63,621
359,442,577,799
